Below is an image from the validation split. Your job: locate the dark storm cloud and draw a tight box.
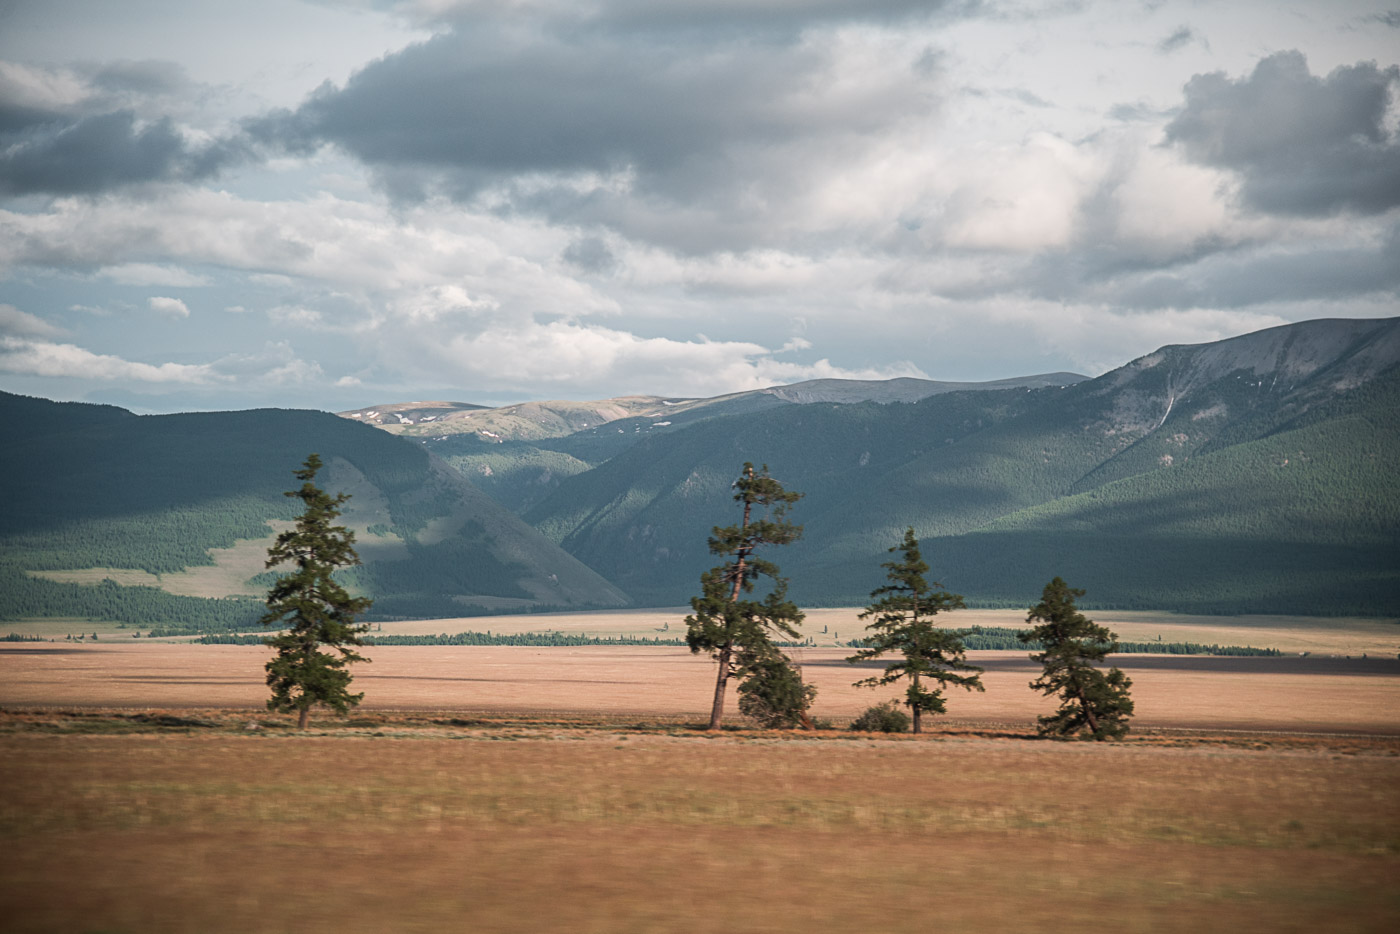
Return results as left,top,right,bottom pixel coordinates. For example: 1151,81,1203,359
0,109,245,196
1109,233,1400,309
0,99,59,136
246,18,941,250
251,30,892,183
1164,51,1400,216
1008,223,1400,312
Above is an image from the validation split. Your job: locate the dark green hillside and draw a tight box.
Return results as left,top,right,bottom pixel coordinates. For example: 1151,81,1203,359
523,319,1400,614
394,375,1090,518
422,391,798,513
924,377,1400,614
426,435,596,514
5,317,1395,624
0,393,626,628
524,389,1055,604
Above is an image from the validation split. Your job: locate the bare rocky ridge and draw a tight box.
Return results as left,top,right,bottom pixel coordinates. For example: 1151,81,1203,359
1100,317,1400,425
339,373,1091,442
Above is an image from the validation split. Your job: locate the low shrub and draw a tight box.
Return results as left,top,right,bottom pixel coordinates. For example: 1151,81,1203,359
849,701,910,733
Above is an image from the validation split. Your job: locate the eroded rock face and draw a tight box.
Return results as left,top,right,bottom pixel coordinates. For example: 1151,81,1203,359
1087,317,1400,437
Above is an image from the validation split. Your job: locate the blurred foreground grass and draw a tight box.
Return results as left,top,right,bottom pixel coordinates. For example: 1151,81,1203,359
1,723,1397,933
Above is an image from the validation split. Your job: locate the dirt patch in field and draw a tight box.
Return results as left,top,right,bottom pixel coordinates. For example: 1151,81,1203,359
2,643,1397,734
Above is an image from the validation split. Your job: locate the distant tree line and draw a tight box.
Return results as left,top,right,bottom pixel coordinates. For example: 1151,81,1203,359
201,631,694,647
848,626,1280,656
0,566,264,630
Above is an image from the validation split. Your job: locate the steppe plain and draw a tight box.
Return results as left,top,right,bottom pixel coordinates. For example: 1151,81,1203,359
2,607,1397,933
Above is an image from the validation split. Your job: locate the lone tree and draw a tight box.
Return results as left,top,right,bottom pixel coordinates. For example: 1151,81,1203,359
686,463,813,731
848,528,983,733
1018,577,1133,740
261,454,372,729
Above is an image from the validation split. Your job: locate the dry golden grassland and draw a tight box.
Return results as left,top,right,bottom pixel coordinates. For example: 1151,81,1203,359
2,612,1396,931
0,721,1397,934
3,642,1399,734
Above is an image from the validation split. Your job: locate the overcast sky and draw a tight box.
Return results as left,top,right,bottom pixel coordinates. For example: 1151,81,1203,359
1,0,1397,413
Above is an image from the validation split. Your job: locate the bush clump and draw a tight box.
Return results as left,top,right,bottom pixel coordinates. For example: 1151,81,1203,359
849,701,910,733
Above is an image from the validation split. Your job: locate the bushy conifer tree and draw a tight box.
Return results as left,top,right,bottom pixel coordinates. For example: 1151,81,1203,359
849,528,982,733
686,463,812,730
1019,577,1133,740
261,454,372,729
736,641,818,728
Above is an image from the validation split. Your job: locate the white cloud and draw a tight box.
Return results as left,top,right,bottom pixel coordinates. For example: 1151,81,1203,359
409,317,926,397
102,263,209,287
0,60,89,111
148,296,190,317
1,2,1395,412
946,300,1293,378
268,305,327,328
942,132,1100,252
0,304,66,339
0,336,215,383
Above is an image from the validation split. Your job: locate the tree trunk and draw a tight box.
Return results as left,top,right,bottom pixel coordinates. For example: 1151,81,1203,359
1073,682,1100,736
709,472,754,731
298,705,310,730
707,644,732,731
911,669,922,734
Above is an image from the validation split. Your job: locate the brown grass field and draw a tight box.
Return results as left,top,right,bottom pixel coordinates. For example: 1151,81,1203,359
3,641,1398,733
2,611,1398,932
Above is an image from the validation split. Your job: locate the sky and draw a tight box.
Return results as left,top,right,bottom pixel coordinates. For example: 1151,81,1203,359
0,0,1397,413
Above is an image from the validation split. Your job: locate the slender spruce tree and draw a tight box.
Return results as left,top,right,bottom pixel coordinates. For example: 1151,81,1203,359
261,454,372,729
1018,577,1133,740
685,463,813,730
848,528,983,733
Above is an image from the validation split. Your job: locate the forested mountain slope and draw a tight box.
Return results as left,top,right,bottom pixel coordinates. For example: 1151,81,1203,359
372,373,1089,514
519,317,1400,613
4,317,1395,625
0,393,627,629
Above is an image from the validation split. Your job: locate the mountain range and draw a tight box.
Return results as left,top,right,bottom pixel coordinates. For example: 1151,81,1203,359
2,316,1397,629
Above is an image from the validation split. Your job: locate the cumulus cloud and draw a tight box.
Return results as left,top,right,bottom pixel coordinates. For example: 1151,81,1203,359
148,296,190,317
2,3,1397,413
0,54,248,198
1165,51,1400,216
245,16,947,252
0,110,245,197
387,316,925,398
0,336,214,383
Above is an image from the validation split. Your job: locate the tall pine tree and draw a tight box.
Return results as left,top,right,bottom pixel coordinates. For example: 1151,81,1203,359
849,528,982,733
1019,577,1133,740
261,454,372,729
686,463,812,730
